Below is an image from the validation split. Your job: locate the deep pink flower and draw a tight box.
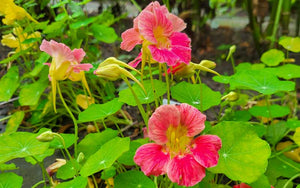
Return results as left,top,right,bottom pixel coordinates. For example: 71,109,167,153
121,1,191,67
40,39,93,112
134,104,222,187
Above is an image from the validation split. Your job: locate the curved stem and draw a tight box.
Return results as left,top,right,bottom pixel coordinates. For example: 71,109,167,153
163,64,170,104
283,173,300,188
57,82,78,158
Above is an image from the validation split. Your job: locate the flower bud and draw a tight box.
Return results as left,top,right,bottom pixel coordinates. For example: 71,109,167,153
46,159,66,176
169,63,195,78
221,91,239,101
199,60,216,69
36,130,55,142
94,64,123,81
77,152,85,163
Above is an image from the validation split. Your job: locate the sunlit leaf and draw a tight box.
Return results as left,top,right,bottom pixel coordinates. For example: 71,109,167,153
55,176,87,188
279,36,300,53
0,163,18,171
78,98,123,123
171,81,221,111
249,104,290,118
229,69,295,94
114,171,155,188
19,79,48,106
0,132,50,163
0,66,19,102
3,111,25,135
261,49,285,66
119,79,166,106
208,121,271,183
0,172,23,188
271,64,300,79
80,137,130,177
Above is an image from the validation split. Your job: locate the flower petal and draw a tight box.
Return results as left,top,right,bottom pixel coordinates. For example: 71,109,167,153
167,154,206,187
233,183,252,188
148,45,179,66
72,48,86,63
171,46,191,64
72,63,93,73
134,143,170,176
191,135,222,168
177,103,206,136
148,105,180,144
120,28,142,51
167,13,186,32
170,32,191,48
128,52,142,68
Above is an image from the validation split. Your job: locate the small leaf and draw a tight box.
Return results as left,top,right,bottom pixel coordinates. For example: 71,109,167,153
114,171,155,188
265,121,288,145
70,17,96,29
19,79,48,106
55,176,88,188
0,163,18,171
293,127,300,146
90,24,118,43
249,104,290,118
3,111,25,135
261,49,285,66
279,36,300,53
286,119,300,128
78,98,123,123
212,75,231,84
57,159,80,180
271,64,300,80
80,137,130,177
0,66,19,102
118,140,143,166
0,172,23,188
119,79,167,106
50,133,75,149
171,81,221,111
78,128,118,159
208,121,271,183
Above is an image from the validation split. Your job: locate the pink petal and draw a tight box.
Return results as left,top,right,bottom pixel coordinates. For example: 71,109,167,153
167,13,186,32
177,103,206,136
134,143,170,176
169,32,191,48
72,48,86,63
128,52,142,68
148,105,181,144
191,135,222,168
171,46,191,64
120,28,142,51
72,63,93,73
167,154,206,187
148,45,179,66
144,1,168,15
233,183,252,188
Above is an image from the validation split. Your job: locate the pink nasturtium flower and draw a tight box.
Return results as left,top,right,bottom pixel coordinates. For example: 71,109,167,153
134,104,222,186
40,39,93,112
121,1,191,67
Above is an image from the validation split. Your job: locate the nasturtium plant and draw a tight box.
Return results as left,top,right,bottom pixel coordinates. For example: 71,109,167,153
2,111,24,135
0,172,23,188
0,66,19,102
279,36,300,52
171,81,221,111
114,170,156,188
208,121,271,183
265,121,288,146
55,176,88,188
271,64,300,79
260,49,285,66
249,104,290,118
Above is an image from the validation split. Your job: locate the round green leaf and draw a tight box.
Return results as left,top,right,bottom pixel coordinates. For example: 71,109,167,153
0,172,23,188
279,36,300,52
114,171,155,188
272,64,300,79
261,49,285,66
171,81,221,111
208,121,271,183
0,132,50,163
90,24,118,43
119,79,167,106
80,137,130,177
249,104,290,118
78,98,123,123
55,176,87,188
229,69,295,94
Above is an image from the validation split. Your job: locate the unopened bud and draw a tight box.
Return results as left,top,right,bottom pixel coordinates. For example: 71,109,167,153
199,60,216,69
87,124,97,133
46,159,66,176
169,63,195,78
221,91,239,101
36,131,55,142
94,64,122,81
77,152,85,163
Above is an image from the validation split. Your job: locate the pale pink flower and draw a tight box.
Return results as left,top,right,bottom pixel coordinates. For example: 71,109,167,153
40,39,93,112
121,1,191,67
134,104,222,187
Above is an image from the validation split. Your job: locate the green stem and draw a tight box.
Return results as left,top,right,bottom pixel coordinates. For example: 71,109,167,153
122,76,148,127
92,175,99,188
33,156,51,187
57,82,78,158
270,0,283,48
283,173,300,188
230,56,236,73
148,61,159,108
32,180,45,188
163,64,170,104
93,120,100,132
130,0,142,12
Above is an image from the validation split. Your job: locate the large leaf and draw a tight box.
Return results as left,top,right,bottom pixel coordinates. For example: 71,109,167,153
78,128,118,159
80,137,130,177
271,64,300,79
208,121,271,183
90,24,118,43
249,104,290,118
0,172,23,188
0,132,50,163
119,79,167,106
19,79,48,106
114,171,155,188
55,176,87,188
260,49,285,66
279,36,300,52
2,111,25,135
78,98,123,122
229,69,295,94
171,81,221,111
0,66,19,102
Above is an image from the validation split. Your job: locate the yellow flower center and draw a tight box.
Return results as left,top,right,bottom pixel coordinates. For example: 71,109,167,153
166,124,192,158
153,26,170,48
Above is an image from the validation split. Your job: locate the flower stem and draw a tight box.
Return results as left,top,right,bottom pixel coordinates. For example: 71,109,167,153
57,82,78,158
32,156,51,187
163,64,170,104
148,61,159,108
283,173,300,188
